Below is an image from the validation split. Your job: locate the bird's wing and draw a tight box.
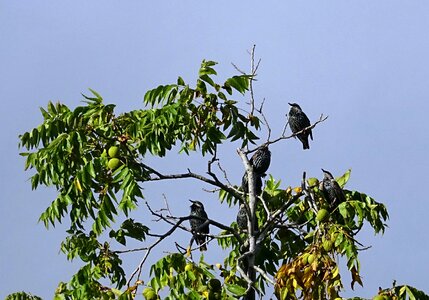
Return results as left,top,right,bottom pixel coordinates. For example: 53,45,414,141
333,181,346,203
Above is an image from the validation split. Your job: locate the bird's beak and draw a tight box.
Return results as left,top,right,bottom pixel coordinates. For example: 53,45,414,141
321,168,326,173
288,102,293,106
189,199,195,204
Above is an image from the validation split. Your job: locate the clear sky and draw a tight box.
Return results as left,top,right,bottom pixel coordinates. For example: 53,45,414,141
1,1,429,298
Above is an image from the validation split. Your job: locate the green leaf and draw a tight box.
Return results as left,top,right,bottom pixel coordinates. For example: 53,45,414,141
199,60,218,76
226,283,247,296
177,76,185,86
224,76,251,94
200,74,216,87
336,169,351,188
88,88,103,102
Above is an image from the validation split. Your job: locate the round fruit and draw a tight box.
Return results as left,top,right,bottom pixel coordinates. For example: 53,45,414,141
373,295,387,300
306,177,319,187
142,287,157,300
107,158,121,170
184,263,194,272
301,253,310,264
307,254,315,264
316,209,329,222
323,240,333,252
108,146,120,158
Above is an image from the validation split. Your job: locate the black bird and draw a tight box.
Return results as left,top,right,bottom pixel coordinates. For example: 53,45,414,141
320,169,346,210
241,172,263,195
236,204,258,232
249,145,271,176
288,103,313,150
189,200,210,251
236,204,248,230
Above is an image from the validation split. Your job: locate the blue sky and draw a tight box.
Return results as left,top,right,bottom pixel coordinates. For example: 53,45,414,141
1,1,429,298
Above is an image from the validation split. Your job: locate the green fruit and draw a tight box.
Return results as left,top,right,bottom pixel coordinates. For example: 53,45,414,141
143,287,157,300
307,254,315,264
108,146,120,158
306,177,319,187
301,253,310,264
330,232,339,242
108,158,121,170
101,149,108,158
316,209,329,222
323,240,333,252
373,295,387,300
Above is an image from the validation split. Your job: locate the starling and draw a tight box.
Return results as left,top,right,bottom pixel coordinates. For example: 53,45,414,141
236,204,248,230
241,172,263,195
236,203,258,232
288,103,313,150
320,169,346,210
189,200,210,251
249,145,271,176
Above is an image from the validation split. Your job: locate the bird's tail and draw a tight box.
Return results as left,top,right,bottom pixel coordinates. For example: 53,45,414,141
302,139,310,150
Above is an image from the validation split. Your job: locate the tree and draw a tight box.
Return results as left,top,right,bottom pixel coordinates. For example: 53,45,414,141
15,48,429,300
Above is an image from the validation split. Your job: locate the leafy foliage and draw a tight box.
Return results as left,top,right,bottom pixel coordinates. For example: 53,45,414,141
14,59,428,300
6,292,43,300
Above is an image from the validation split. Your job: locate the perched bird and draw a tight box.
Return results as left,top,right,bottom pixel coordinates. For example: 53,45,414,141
236,204,258,232
320,169,346,210
189,200,210,251
241,172,263,195
236,204,248,230
249,145,271,176
288,103,313,150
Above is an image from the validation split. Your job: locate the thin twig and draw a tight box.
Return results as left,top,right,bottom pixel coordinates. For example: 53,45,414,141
258,194,271,219
254,265,275,285
256,98,271,142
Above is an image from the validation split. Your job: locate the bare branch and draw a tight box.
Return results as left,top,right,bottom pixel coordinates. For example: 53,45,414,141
256,192,303,243
217,161,232,186
258,194,271,219
249,44,258,116
126,215,189,287
254,265,275,286
141,166,243,201
147,200,243,244
256,98,272,142
113,247,149,254
272,113,329,145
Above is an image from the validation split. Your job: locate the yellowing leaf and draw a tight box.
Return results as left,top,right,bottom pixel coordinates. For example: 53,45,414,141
74,178,82,193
